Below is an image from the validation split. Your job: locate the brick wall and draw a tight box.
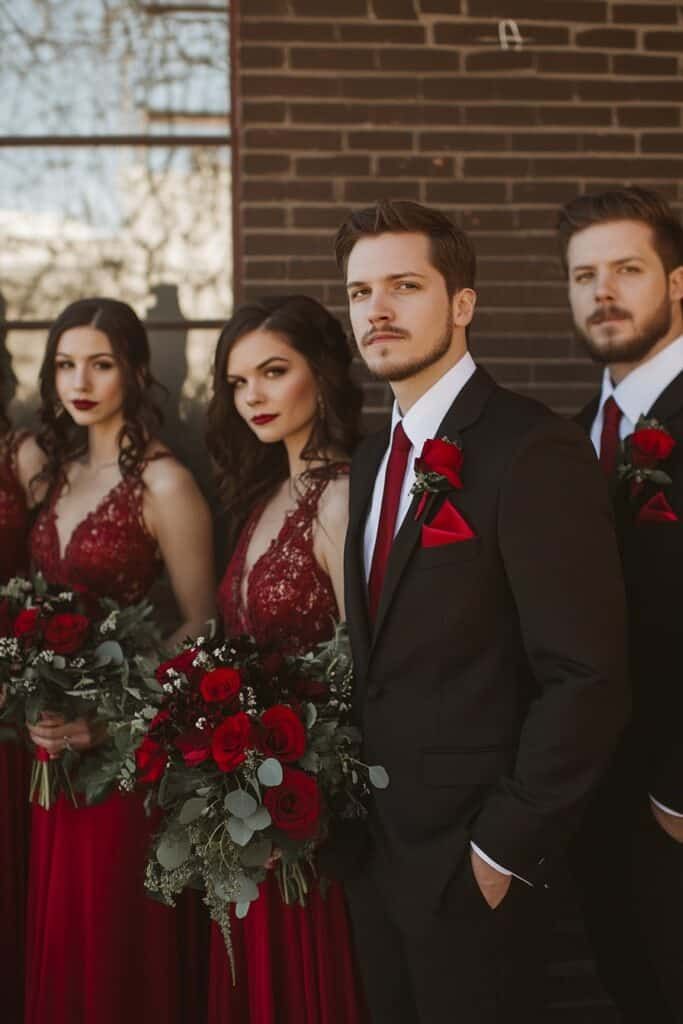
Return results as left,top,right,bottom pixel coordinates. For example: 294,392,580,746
236,0,683,430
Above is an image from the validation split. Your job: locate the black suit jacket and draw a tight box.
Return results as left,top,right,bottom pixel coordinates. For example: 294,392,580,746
345,367,629,933
577,369,683,815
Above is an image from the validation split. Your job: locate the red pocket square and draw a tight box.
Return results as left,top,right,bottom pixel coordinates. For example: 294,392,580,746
637,491,678,524
421,500,476,548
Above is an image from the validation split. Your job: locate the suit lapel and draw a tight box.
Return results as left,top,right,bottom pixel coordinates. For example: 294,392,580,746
647,369,683,425
345,427,389,677
576,395,599,435
370,367,496,648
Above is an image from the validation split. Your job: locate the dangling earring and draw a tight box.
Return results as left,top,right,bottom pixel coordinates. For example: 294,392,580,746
317,393,326,422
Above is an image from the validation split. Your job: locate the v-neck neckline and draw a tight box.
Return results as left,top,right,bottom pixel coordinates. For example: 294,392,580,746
50,476,128,564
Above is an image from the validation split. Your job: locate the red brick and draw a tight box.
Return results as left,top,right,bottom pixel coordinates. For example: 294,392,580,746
348,130,413,150
374,102,463,125
617,106,679,127
457,208,518,231
538,106,613,126
245,128,343,150
512,181,582,203
244,232,332,257
464,156,531,177
243,208,287,229
418,0,462,11
510,133,579,152
425,181,508,203
340,76,420,99
643,31,683,52
289,101,372,125
243,180,335,202
379,48,460,72
537,52,608,74
434,21,568,46
420,130,503,151
290,48,376,71
641,133,683,154
465,52,535,73
466,0,607,20
372,0,418,18
613,4,678,24
339,24,425,43
243,257,289,280
423,77,574,102
377,155,453,176
242,0,289,13
243,153,291,174
292,206,351,229
242,101,287,123
239,45,285,69
576,28,636,48
464,105,539,126
576,79,683,102
291,0,367,14
344,179,422,202
612,54,678,76
296,155,371,176
288,258,339,279
242,75,340,99
241,20,336,43
579,133,636,152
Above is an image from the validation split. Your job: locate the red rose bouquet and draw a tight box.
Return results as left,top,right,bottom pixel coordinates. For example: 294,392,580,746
141,625,387,978
0,574,163,808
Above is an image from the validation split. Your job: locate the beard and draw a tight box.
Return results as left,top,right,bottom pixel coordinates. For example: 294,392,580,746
575,297,672,366
366,311,454,383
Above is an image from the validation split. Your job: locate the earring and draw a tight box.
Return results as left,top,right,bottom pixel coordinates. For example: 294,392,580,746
317,393,325,421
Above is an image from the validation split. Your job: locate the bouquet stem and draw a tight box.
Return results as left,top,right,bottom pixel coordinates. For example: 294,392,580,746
29,751,77,810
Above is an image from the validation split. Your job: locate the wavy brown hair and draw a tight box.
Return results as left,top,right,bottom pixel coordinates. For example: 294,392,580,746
207,294,362,526
34,298,162,493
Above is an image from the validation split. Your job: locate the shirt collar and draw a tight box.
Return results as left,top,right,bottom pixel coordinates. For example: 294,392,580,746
598,333,683,427
390,351,477,452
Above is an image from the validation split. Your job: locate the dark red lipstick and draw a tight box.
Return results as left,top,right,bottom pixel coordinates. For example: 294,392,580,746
72,400,99,411
252,414,279,426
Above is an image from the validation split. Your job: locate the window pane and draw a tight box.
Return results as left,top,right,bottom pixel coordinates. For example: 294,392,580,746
1,1,230,136
0,145,232,322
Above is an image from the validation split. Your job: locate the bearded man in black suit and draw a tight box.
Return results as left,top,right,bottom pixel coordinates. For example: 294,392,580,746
559,187,683,1024
334,199,630,1024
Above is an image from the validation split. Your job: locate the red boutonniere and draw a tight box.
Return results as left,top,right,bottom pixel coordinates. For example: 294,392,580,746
617,416,678,524
411,435,464,519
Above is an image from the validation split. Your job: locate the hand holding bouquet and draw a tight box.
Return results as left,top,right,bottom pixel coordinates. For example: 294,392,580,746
141,624,387,979
0,574,163,808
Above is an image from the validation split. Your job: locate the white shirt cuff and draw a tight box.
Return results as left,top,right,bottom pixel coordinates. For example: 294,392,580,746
650,795,683,818
470,842,532,886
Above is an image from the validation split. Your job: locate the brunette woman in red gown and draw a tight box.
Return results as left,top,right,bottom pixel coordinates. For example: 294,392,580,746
206,294,367,1023
23,299,215,1024
0,379,44,1023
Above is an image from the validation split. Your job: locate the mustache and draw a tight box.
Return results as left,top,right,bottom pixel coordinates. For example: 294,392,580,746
587,305,632,326
362,327,409,345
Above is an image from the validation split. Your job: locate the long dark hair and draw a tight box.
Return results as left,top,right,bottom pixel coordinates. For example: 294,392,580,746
207,294,361,523
35,298,163,492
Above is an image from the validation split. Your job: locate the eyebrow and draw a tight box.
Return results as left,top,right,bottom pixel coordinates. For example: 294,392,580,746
55,351,115,359
571,255,646,272
346,271,427,290
227,355,289,377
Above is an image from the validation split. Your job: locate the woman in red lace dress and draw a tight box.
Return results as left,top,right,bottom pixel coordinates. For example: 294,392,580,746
23,298,215,1024
0,379,44,1024
206,294,367,1023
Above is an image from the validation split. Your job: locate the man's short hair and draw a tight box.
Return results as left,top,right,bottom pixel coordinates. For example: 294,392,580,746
334,199,476,297
557,187,683,275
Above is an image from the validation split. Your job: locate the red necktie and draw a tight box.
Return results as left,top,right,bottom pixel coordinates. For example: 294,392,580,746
368,422,412,622
599,396,623,478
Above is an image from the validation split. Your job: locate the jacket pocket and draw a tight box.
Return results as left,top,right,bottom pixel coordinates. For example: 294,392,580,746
413,536,481,570
420,746,513,787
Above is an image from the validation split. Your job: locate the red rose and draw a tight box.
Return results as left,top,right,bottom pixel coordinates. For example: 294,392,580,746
136,736,167,784
211,713,252,773
155,648,201,686
630,428,676,468
148,708,170,733
13,608,41,645
44,613,90,655
416,437,464,489
175,728,214,766
264,767,321,841
0,599,12,637
258,705,307,763
200,667,242,704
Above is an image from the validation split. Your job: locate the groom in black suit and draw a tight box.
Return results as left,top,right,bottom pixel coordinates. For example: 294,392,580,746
559,187,683,1023
334,200,629,1023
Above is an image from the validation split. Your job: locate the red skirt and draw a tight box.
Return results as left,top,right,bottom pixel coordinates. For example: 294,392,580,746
0,742,30,1023
208,873,367,1024
24,789,208,1024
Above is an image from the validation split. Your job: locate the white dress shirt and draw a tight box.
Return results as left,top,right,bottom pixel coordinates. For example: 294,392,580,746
589,334,683,818
363,351,526,881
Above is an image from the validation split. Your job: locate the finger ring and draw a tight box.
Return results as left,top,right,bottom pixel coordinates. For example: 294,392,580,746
63,735,72,751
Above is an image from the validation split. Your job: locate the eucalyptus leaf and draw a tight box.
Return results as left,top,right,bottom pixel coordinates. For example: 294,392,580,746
235,901,251,920
369,765,390,789
231,874,259,904
156,832,191,870
179,796,208,825
257,757,283,788
227,816,254,847
95,641,124,667
304,702,318,729
52,655,66,670
298,749,320,773
224,789,258,819
244,806,271,831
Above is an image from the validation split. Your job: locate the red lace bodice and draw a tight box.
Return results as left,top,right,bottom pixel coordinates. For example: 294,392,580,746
0,434,29,582
218,470,347,656
30,472,162,606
